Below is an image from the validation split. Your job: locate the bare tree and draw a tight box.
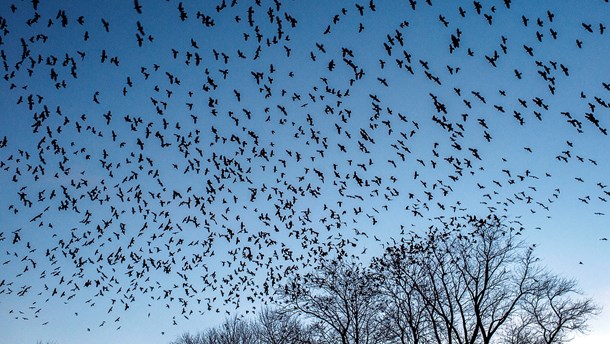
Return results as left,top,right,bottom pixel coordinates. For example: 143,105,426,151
175,215,599,344
278,258,387,344
520,273,601,344
256,307,317,344
372,239,433,344
443,215,542,344
171,332,206,344
171,316,257,344
214,316,258,344
372,214,599,344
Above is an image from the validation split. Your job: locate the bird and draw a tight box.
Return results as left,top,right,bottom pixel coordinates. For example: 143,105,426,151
134,0,143,14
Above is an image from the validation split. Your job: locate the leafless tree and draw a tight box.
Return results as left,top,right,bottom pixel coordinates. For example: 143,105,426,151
171,316,257,344
442,215,541,344
171,332,206,344
372,239,432,344
518,273,601,344
256,306,317,344
278,257,388,344
372,214,599,344
175,215,599,344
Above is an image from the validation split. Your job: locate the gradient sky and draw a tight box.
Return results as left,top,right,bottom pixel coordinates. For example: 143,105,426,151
1,1,609,343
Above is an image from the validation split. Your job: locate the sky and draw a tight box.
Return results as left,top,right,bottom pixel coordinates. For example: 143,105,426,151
0,0,609,343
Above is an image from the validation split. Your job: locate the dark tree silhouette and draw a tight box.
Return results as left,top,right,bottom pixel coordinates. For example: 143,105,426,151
372,214,600,344
278,258,388,344
171,316,257,344
173,215,599,344
256,307,316,344
515,273,600,344
170,310,317,344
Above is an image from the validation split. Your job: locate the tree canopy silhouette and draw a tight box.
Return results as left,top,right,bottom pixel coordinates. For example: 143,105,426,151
174,214,599,344
371,214,600,344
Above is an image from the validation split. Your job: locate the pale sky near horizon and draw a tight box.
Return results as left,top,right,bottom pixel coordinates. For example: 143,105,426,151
1,0,609,343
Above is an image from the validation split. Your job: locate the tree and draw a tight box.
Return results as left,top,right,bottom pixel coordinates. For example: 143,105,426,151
175,214,599,344
214,316,258,344
372,214,599,344
279,258,388,344
518,273,601,344
371,238,431,344
171,308,317,344
256,307,317,344
171,316,257,344
171,332,206,344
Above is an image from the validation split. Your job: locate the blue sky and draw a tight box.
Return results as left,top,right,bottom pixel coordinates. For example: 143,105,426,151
1,0,609,343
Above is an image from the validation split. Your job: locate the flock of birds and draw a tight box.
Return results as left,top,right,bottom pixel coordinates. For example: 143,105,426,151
0,0,609,335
